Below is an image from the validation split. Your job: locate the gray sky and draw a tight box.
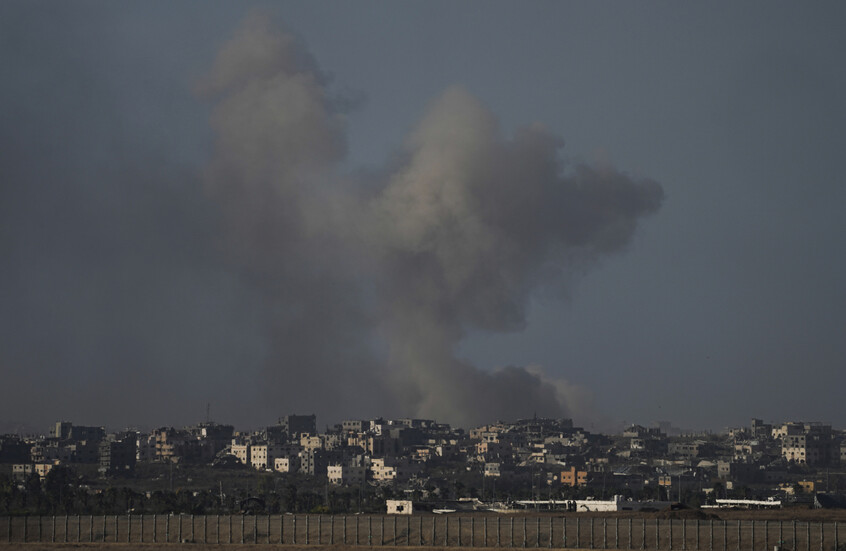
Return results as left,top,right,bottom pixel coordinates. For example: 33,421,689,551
1,2,844,433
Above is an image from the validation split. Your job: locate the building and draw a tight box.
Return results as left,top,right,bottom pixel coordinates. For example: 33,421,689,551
274,455,300,473
371,457,421,482
278,414,317,439
561,466,588,487
327,464,366,485
387,499,413,514
99,434,137,475
231,443,251,465
250,442,291,470
782,429,837,466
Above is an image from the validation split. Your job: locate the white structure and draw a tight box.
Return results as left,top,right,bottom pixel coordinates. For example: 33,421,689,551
274,456,300,473
387,499,413,515
514,495,672,512
703,498,781,509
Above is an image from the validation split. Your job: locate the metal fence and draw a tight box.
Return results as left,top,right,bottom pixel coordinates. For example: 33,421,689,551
0,514,841,549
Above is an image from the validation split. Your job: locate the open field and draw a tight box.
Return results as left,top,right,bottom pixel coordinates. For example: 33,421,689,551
2,512,845,550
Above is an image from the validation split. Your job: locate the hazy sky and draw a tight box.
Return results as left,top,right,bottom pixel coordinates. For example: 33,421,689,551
2,2,844,433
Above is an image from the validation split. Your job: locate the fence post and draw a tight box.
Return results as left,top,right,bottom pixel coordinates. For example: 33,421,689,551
834,522,838,551
253,515,257,544
306,515,310,545
682,519,685,551
179,515,182,543
65,515,69,543
537,517,541,548
820,522,824,551
241,514,245,544
293,515,297,545
126,514,131,543
577,517,581,549
472,517,475,547
590,518,594,550
23,516,27,543
550,516,554,549
459,516,463,547
318,515,322,545
114,515,118,543
709,519,713,551
104,515,109,543
737,520,741,551
218,515,221,545
793,521,796,551
806,522,810,551
282,515,285,545
603,518,607,550
779,521,783,551
667,519,673,551
140,514,143,543
381,516,384,546
8,516,12,543
723,520,726,551
510,517,514,548
696,519,699,551
656,519,660,551
41,515,44,543
165,514,169,543
152,515,156,543
433,516,437,547
523,517,527,548
89,515,93,543
562,517,566,549
753,521,758,551
204,514,208,544
642,519,646,550
229,515,233,544
765,520,769,551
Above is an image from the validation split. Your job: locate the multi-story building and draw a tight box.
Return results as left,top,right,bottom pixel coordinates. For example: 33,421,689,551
250,442,293,470
274,455,300,473
231,443,250,465
327,464,366,485
279,414,317,439
99,434,137,475
561,466,588,487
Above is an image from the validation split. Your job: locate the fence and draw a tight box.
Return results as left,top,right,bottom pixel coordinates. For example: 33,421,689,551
0,514,841,549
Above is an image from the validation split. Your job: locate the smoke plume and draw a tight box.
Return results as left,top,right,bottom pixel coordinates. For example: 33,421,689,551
200,13,663,428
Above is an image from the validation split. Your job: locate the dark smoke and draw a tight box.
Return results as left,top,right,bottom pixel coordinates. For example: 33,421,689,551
0,10,662,431
200,14,663,428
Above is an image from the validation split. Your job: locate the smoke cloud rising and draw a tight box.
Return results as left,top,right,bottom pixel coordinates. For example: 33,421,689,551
199,13,663,428
0,10,662,431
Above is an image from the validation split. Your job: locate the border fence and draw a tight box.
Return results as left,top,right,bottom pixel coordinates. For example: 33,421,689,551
0,514,841,549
